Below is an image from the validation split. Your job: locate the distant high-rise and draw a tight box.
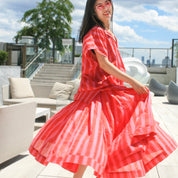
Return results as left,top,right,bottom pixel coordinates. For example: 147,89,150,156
162,56,171,67
147,59,150,66
141,56,145,63
152,59,155,65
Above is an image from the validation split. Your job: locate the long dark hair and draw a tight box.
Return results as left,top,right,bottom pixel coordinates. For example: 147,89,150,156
79,0,113,42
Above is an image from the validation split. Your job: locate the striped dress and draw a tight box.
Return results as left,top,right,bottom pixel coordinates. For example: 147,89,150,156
29,26,177,178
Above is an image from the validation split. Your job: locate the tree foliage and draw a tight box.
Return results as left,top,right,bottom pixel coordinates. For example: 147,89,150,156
14,0,74,58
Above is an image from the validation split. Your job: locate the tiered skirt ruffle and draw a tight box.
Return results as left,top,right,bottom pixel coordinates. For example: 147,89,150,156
29,86,177,178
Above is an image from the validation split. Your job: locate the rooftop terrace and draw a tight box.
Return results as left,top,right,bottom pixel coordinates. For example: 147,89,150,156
0,95,178,178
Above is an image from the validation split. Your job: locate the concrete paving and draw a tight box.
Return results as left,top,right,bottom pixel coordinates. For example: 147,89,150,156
0,96,178,178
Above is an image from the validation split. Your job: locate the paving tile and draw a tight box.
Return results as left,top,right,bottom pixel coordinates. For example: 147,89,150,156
152,98,178,138
141,167,159,178
157,165,178,178
83,166,96,178
37,176,71,178
40,163,96,178
33,128,41,138
174,135,178,142
159,148,178,166
39,163,73,177
0,152,45,178
161,115,178,136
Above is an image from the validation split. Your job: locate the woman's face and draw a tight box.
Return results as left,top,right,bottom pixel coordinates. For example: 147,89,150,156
94,0,112,25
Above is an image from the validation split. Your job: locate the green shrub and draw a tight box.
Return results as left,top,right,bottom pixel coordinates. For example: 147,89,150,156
0,51,8,65
74,54,82,57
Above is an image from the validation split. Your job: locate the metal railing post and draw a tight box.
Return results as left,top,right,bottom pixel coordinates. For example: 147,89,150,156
172,39,174,67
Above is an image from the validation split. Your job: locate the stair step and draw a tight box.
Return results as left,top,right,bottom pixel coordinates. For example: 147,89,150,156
40,69,72,73
31,63,77,85
35,74,73,77
33,76,72,80
36,71,75,75
32,78,72,81
43,65,74,69
41,66,74,69
31,82,57,85
31,80,64,83
44,64,74,66
32,80,72,83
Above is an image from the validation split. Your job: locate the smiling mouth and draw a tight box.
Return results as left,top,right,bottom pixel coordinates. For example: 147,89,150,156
104,11,110,16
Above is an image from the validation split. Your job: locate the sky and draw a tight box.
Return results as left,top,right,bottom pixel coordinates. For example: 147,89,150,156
0,0,178,48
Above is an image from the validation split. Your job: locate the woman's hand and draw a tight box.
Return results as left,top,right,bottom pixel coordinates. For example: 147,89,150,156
130,79,149,95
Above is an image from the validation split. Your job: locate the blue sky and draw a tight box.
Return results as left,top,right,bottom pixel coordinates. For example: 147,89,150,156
0,0,177,48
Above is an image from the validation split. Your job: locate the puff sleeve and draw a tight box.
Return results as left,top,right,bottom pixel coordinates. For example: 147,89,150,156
83,26,108,58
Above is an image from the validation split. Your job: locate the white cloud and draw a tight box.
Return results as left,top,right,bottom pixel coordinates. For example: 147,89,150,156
71,0,86,9
71,8,85,39
71,20,82,39
113,3,178,32
0,29,16,42
113,22,143,42
158,0,178,15
0,8,25,42
113,22,169,47
72,9,84,21
0,0,40,12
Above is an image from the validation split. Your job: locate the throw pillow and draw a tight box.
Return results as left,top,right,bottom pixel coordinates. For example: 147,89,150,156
67,79,80,100
49,82,73,100
9,78,35,99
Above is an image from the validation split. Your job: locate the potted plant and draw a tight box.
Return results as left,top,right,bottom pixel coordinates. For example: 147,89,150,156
0,51,8,65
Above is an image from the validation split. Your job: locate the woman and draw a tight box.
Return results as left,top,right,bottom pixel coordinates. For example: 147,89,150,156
29,0,177,177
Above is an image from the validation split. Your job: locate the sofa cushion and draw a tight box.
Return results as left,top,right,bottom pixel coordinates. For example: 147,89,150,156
67,79,80,100
9,78,35,99
3,98,71,107
49,82,73,100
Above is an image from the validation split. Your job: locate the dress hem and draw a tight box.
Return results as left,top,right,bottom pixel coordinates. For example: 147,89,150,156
29,142,177,178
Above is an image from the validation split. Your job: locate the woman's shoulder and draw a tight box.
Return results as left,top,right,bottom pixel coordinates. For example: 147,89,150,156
91,26,105,32
84,26,106,40
89,26,105,34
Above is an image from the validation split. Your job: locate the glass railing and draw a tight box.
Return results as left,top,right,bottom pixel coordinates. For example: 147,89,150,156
73,55,82,79
74,46,173,67
26,47,39,66
172,39,178,67
25,59,39,78
119,47,172,67
22,48,46,78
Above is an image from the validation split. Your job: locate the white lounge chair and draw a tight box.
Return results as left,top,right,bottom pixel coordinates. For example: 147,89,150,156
0,102,36,163
167,81,178,104
149,78,167,96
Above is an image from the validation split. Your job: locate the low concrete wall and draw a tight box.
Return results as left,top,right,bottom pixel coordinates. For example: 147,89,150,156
148,67,176,85
0,66,21,105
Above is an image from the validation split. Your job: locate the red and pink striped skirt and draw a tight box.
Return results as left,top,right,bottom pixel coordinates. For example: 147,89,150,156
29,87,177,178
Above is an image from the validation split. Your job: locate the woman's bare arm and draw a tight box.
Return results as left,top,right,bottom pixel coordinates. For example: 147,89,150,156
95,50,148,95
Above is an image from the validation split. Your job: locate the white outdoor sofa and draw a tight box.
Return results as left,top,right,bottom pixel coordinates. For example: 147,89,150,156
0,102,36,164
2,84,70,110
2,78,80,113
